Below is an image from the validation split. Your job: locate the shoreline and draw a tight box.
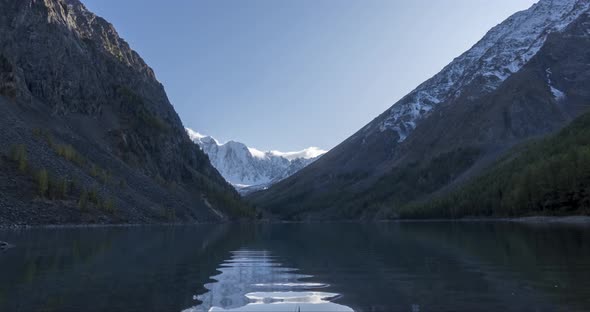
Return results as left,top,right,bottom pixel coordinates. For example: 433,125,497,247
0,222,210,230
1,216,590,230
507,216,590,224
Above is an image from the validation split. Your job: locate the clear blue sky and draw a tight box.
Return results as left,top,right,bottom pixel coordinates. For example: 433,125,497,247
83,0,536,152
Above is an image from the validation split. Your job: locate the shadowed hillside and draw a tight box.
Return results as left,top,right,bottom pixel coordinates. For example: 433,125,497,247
0,0,253,225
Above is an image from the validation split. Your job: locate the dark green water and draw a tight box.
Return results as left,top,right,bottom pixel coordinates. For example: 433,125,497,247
1,222,589,312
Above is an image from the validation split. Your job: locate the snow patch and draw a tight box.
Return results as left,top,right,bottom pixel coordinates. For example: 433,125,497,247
551,86,566,100
247,147,267,159
377,0,589,142
546,68,566,101
186,128,206,141
186,129,327,191
270,147,327,161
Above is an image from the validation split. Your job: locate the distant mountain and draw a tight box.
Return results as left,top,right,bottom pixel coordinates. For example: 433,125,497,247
187,129,326,193
0,0,251,225
250,0,590,220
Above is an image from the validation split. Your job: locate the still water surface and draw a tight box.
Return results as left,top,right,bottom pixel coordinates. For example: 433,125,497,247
1,222,589,311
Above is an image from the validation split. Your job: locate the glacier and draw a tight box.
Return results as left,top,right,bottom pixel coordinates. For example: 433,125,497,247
186,128,327,193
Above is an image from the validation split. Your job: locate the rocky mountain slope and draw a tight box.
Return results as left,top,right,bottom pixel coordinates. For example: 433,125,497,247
0,0,252,225
249,0,590,220
187,128,325,194
399,110,590,218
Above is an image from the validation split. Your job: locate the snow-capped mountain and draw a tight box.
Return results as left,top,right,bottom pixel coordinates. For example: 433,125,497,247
186,128,326,193
251,0,590,219
372,0,590,142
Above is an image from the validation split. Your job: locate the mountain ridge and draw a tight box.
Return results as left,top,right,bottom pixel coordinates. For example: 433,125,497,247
0,0,251,225
187,128,326,193
366,0,589,143
249,0,590,220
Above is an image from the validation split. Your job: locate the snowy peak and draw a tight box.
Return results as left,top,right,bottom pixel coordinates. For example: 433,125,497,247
186,128,207,141
246,146,325,161
376,0,590,142
269,147,327,161
249,0,590,219
185,128,327,192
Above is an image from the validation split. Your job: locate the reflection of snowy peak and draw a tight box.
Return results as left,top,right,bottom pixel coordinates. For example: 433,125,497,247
184,250,353,312
186,128,326,192
375,0,590,142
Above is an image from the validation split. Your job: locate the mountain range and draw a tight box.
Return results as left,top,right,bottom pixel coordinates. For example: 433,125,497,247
1,0,590,225
186,128,326,194
249,0,590,220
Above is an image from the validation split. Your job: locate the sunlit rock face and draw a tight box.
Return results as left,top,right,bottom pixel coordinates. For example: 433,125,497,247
187,129,326,194
184,250,353,312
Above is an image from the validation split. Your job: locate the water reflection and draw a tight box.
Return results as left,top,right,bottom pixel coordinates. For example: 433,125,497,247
1,223,590,311
186,249,353,312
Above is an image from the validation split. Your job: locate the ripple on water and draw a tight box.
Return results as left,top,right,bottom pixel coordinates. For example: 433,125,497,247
184,250,354,312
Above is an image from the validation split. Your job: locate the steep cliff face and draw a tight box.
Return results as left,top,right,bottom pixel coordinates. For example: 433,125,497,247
249,0,590,220
0,0,251,225
187,129,325,193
